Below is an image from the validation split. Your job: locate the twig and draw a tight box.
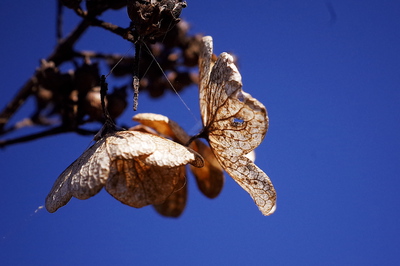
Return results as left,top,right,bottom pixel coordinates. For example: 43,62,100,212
48,19,91,65
0,125,98,148
73,9,135,42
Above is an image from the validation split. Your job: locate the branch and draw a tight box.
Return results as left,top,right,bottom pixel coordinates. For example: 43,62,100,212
0,125,98,148
48,19,91,65
74,9,135,42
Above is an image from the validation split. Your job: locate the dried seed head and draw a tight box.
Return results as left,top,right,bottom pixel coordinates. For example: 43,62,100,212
127,0,187,42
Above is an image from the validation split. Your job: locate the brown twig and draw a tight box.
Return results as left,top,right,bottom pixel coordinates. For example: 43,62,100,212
0,125,97,148
73,9,135,42
48,19,91,65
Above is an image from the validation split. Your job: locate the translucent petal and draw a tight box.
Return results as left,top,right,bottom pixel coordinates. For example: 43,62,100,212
199,36,277,215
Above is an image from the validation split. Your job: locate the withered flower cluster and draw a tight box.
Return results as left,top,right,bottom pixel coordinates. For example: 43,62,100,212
0,0,201,146
127,0,187,41
33,59,127,128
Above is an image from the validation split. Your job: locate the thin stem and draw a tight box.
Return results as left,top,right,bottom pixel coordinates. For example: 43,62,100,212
0,126,96,148
133,42,141,111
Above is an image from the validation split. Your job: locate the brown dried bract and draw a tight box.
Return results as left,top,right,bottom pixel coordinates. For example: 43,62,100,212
132,113,224,216
198,36,277,215
45,130,203,213
152,166,187,217
128,123,188,217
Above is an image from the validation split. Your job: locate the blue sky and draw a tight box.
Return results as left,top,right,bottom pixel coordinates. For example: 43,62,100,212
1,1,400,265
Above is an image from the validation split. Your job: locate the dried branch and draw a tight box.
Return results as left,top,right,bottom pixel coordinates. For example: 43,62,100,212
0,125,97,148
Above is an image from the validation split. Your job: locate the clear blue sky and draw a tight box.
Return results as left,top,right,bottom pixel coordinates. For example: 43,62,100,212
1,1,399,265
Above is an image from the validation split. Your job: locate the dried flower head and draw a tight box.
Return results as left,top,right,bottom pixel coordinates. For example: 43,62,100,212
127,0,187,42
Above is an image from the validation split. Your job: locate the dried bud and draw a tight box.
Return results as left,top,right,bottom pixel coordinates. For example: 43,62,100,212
182,35,202,67
35,86,53,106
84,86,104,122
74,62,100,95
168,71,193,92
127,0,187,41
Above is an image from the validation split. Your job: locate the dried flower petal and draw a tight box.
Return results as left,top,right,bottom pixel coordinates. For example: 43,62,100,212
198,36,277,215
133,113,224,198
45,130,203,213
189,139,223,198
152,167,187,217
